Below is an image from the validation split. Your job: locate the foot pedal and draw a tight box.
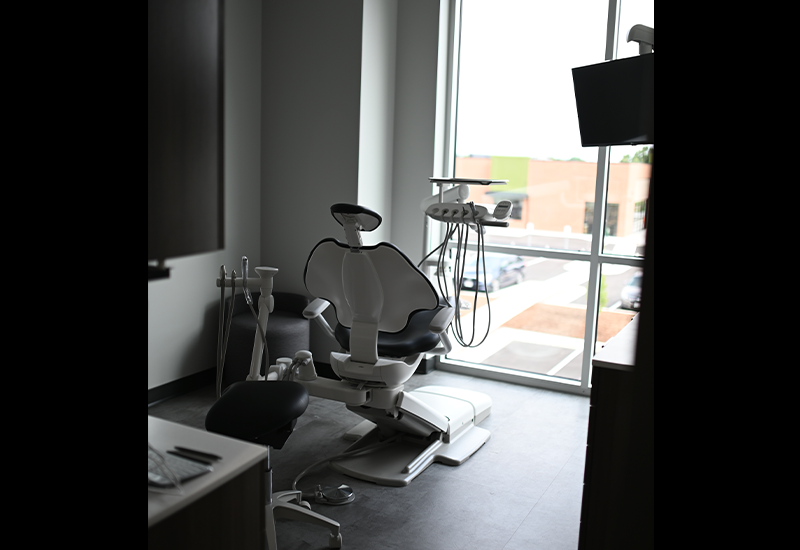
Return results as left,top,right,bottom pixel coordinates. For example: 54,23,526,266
314,484,355,505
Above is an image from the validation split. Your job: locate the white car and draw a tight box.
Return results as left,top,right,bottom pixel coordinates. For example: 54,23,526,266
620,271,643,310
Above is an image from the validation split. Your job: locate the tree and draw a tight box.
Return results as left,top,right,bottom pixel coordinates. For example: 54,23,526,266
599,274,608,309
620,146,653,164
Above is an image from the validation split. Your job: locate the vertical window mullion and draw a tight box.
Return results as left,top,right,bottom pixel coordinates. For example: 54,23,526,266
581,147,610,390
581,0,621,390
606,0,621,62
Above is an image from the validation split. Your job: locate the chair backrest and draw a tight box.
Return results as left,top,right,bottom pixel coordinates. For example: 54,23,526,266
304,238,439,335
304,239,439,332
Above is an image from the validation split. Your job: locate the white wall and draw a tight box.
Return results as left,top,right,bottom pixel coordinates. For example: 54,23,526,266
149,0,450,390
259,0,363,294
390,0,444,259
357,0,397,246
259,0,364,360
148,0,263,390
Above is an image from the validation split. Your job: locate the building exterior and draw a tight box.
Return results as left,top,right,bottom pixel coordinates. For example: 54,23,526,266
455,156,651,239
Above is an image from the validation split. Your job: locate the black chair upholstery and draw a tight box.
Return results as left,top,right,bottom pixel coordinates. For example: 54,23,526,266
332,299,448,358
205,380,309,449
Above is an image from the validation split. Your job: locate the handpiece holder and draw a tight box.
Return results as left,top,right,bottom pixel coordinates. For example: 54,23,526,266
423,177,512,227
216,264,279,381
627,24,654,55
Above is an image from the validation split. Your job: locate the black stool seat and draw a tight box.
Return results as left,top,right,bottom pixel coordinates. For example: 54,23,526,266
205,381,309,449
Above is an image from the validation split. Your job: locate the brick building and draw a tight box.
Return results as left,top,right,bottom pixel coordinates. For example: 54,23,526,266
455,156,651,239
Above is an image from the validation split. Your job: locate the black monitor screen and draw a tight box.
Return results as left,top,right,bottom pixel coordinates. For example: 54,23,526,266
572,53,653,147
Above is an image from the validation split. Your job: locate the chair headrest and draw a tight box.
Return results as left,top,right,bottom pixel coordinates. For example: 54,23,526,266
330,203,382,232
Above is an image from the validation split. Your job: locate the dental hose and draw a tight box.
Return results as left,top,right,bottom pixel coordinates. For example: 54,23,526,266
216,267,226,398
246,298,269,374
216,269,237,398
242,256,270,374
431,217,491,349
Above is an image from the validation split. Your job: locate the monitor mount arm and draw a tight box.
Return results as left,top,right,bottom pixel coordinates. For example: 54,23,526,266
627,24,654,54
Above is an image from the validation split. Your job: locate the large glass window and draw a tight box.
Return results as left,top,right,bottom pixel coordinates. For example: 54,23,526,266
435,0,653,394
447,255,589,381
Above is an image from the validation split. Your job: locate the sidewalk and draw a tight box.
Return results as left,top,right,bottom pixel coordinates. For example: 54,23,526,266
446,274,637,376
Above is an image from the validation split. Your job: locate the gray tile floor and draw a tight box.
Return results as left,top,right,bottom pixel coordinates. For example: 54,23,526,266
148,369,590,550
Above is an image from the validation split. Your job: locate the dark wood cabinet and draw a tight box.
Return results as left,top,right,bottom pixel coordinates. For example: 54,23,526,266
579,316,640,550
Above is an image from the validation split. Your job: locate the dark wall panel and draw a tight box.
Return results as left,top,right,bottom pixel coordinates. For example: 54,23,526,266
148,0,224,262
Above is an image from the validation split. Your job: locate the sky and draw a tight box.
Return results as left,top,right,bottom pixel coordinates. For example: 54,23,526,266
454,0,654,164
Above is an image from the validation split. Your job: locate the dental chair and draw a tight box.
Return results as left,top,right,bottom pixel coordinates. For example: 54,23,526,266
298,203,492,486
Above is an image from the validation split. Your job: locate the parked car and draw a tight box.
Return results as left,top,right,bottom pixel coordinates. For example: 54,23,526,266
620,271,643,310
460,253,526,293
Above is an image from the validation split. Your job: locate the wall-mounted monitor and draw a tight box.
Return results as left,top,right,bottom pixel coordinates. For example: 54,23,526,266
572,53,653,147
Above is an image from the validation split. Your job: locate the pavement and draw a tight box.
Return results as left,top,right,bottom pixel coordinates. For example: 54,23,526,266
444,260,637,380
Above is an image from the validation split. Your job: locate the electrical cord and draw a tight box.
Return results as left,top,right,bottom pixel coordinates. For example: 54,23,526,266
455,219,491,348
451,223,472,345
280,356,309,381
216,267,227,398
436,223,457,306
148,442,184,495
246,297,269,375
417,223,457,268
216,266,270,391
291,434,402,500
451,222,476,346
216,269,237,398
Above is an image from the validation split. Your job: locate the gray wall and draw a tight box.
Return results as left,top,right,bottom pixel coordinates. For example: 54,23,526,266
391,0,446,258
149,0,447,390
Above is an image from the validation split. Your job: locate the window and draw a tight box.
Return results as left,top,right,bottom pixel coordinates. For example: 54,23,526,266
433,0,653,395
604,145,651,256
606,204,619,237
585,202,618,236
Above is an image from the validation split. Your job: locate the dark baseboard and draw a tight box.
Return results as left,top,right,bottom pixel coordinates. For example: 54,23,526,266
148,368,215,406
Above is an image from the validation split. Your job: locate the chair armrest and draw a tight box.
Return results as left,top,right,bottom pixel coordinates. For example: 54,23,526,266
303,297,330,319
429,306,455,334
304,298,337,342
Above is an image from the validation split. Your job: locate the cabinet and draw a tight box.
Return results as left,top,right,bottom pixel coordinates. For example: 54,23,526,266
148,417,269,550
579,315,639,549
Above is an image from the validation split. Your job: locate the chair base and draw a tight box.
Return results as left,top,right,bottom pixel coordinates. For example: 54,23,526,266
267,490,342,549
330,386,492,487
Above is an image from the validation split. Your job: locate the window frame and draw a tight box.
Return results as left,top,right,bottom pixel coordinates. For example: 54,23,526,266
431,0,647,396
